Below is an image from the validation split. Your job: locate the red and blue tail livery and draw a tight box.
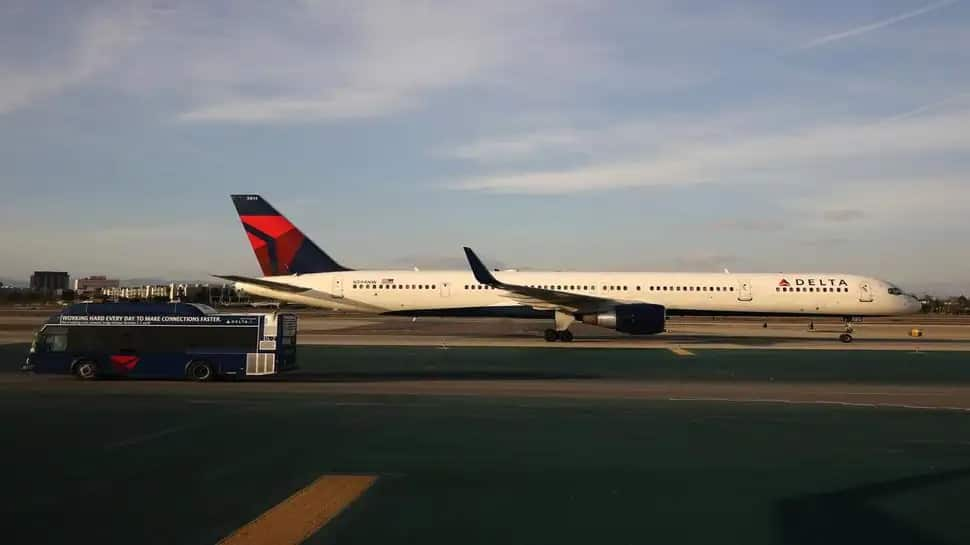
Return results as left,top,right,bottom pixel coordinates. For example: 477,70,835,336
231,194,351,276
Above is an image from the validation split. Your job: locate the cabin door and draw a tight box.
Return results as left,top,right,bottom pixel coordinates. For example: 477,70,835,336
737,279,753,301
439,282,451,297
331,276,344,298
858,281,873,302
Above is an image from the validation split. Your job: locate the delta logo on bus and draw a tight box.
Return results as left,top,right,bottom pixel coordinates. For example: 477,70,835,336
110,355,139,373
779,278,849,287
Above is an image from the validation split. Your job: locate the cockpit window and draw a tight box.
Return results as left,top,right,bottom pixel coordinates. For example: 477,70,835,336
888,287,902,295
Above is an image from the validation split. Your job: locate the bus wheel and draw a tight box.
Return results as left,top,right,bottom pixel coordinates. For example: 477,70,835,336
73,360,97,380
187,361,214,382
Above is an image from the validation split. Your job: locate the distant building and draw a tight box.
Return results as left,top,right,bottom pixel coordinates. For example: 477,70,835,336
98,283,243,305
74,275,120,294
30,271,69,293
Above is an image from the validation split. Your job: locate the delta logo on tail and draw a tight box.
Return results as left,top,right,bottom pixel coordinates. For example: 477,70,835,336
231,195,350,276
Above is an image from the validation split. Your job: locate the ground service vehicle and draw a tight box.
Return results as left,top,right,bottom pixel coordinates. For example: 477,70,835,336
22,303,297,381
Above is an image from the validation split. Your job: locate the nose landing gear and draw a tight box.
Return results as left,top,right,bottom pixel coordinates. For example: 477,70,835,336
839,317,855,343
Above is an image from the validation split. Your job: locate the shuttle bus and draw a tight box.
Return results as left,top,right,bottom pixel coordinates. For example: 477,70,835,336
22,303,297,381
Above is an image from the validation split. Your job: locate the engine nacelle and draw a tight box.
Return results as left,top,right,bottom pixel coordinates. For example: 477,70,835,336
581,303,666,335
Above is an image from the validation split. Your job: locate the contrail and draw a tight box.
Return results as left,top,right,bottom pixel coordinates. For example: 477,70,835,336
880,91,970,123
799,0,959,49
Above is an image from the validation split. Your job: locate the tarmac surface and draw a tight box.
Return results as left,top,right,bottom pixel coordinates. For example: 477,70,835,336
3,309,970,544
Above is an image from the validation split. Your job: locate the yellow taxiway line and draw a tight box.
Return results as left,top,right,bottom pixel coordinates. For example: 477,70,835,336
669,347,695,356
218,474,377,545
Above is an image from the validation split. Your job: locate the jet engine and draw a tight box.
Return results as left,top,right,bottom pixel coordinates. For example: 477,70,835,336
580,303,666,335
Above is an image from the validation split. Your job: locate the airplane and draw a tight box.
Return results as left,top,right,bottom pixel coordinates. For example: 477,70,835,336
218,194,921,343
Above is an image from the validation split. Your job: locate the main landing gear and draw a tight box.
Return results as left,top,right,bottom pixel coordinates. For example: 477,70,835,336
544,310,576,342
839,317,855,343
544,328,573,342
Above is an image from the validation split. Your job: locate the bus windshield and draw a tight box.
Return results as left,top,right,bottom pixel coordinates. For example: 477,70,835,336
37,327,68,353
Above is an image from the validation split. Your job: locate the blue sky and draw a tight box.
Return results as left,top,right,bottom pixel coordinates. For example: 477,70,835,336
1,0,968,294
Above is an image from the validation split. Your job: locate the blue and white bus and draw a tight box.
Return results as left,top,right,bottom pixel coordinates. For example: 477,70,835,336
23,303,297,381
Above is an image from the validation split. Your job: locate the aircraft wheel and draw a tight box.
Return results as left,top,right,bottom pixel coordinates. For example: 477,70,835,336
544,329,559,342
839,333,853,343
559,330,574,342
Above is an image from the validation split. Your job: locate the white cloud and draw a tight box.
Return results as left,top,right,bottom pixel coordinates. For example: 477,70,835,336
175,1,579,123
177,90,413,123
447,110,970,194
446,128,589,162
0,2,146,115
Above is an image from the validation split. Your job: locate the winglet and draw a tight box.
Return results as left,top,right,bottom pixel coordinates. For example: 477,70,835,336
463,247,501,286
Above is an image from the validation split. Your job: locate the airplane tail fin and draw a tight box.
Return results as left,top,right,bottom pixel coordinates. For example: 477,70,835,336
231,194,351,276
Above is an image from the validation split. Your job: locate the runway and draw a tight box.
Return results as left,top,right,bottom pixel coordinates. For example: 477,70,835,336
3,310,970,544
280,312,970,351
5,308,969,350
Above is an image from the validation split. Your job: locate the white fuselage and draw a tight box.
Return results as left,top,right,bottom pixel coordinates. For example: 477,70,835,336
235,270,920,317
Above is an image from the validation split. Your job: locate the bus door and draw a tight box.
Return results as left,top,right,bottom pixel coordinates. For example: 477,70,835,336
275,314,298,370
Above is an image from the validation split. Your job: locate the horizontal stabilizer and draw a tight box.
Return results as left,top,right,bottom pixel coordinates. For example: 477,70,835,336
213,274,312,293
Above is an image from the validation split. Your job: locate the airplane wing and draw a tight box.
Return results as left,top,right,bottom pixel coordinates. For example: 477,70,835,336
213,274,386,313
462,247,626,314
